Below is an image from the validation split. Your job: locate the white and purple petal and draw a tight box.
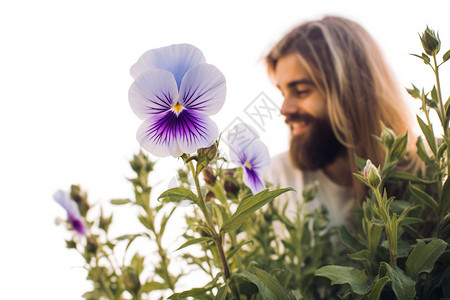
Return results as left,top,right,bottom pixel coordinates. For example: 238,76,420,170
243,166,266,195
54,190,80,217
130,44,206,89
175,110,218,154
245,139,270,175
136,111,181,157
228,133,270,195
53,190,87,235
178,63,226,116
129,69,178,120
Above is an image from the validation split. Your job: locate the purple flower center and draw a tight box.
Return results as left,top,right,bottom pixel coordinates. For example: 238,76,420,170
69,217,86,235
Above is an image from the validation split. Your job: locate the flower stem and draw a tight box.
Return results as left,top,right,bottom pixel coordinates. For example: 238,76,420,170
156,234,175,291
188,160,238,297
374,189,396,267
432,55,445,130
433,55,450,180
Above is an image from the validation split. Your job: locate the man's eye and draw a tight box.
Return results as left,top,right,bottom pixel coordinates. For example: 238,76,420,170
295,89,310,96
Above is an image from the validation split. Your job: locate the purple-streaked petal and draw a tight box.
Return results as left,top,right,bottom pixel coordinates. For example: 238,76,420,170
54,190,87,235
54,190,80,217
130,44,206,89
175,110,218,154
178,63,226,115
246,139,270,175
243,166,266,195
136,111,180,157
129,69,178,120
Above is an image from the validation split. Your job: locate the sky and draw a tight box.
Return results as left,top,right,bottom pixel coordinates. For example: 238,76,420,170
1,0,449,299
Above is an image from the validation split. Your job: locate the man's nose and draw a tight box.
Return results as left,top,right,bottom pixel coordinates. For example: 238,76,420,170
280,95,298,116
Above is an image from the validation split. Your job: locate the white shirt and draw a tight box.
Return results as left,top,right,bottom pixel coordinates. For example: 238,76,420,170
264,152,354,228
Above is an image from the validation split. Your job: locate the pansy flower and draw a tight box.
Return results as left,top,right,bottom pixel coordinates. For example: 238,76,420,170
129,44,226,157
228,124,270,194
53,190,87,235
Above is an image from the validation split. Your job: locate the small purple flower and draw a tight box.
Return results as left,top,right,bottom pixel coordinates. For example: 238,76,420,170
129,44,226,157
228,125,270,194
53,190,87,235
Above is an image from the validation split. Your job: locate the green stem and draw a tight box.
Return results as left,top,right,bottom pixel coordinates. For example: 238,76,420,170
95,256,117,300
374,189,396,267
156,234,175,291
433,55,448,205
432,55,445,130
188,160,239,298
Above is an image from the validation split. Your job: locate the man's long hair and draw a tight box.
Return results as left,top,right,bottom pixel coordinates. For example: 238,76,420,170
266,16,420,203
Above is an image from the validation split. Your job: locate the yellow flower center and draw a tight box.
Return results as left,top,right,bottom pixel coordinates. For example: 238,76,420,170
173,103,183,113
245,162,252,170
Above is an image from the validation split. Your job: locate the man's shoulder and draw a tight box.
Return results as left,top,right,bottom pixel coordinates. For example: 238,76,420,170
265,151,302,188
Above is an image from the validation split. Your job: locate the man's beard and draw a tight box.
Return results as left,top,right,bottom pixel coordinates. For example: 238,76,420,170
288,113,345,171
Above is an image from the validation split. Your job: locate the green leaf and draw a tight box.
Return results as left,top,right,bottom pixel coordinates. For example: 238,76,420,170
406,84,421,99
416,115,437,155
405,239,447,280
386,171,435,185
110,198,132,205
391,132,408,161
441,177,450,214
409,184,439,215
220,188,293,233
158,187,199,205
422,52,431,63
315,265,372,295
348,249,370,262
390,213,398,255
227,240,254,260
443,49,450,62
438,141,448,158
138,214,154,231
380,262,415,300
141,281,167,293
160,206,177,237
168,287,209,299
215,284,228,300
431,85,438,105
368,221,383,255
416,136,433,164
238,266,289,300
410,53,430,65
82,290,103,300
176,237,213,251
338,226,366,252
368,276,390,300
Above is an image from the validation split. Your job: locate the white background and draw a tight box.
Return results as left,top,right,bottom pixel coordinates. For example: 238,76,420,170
0,0,449,299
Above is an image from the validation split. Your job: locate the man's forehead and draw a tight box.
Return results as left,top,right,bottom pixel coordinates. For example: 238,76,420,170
274,54,312,88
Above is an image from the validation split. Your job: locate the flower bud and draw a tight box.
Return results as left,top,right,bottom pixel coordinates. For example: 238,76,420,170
224,180,239,196
420,27,441,56
363,160,381,188
86,236,98,254
205,190,215,202
202,168,216,185
54,217,64,226
123,268,141,295
381,126,395,150
197,143,218,162
70,185,89,217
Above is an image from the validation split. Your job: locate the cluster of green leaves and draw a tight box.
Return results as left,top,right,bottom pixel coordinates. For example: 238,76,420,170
315,27,450,300
59,152,184,300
